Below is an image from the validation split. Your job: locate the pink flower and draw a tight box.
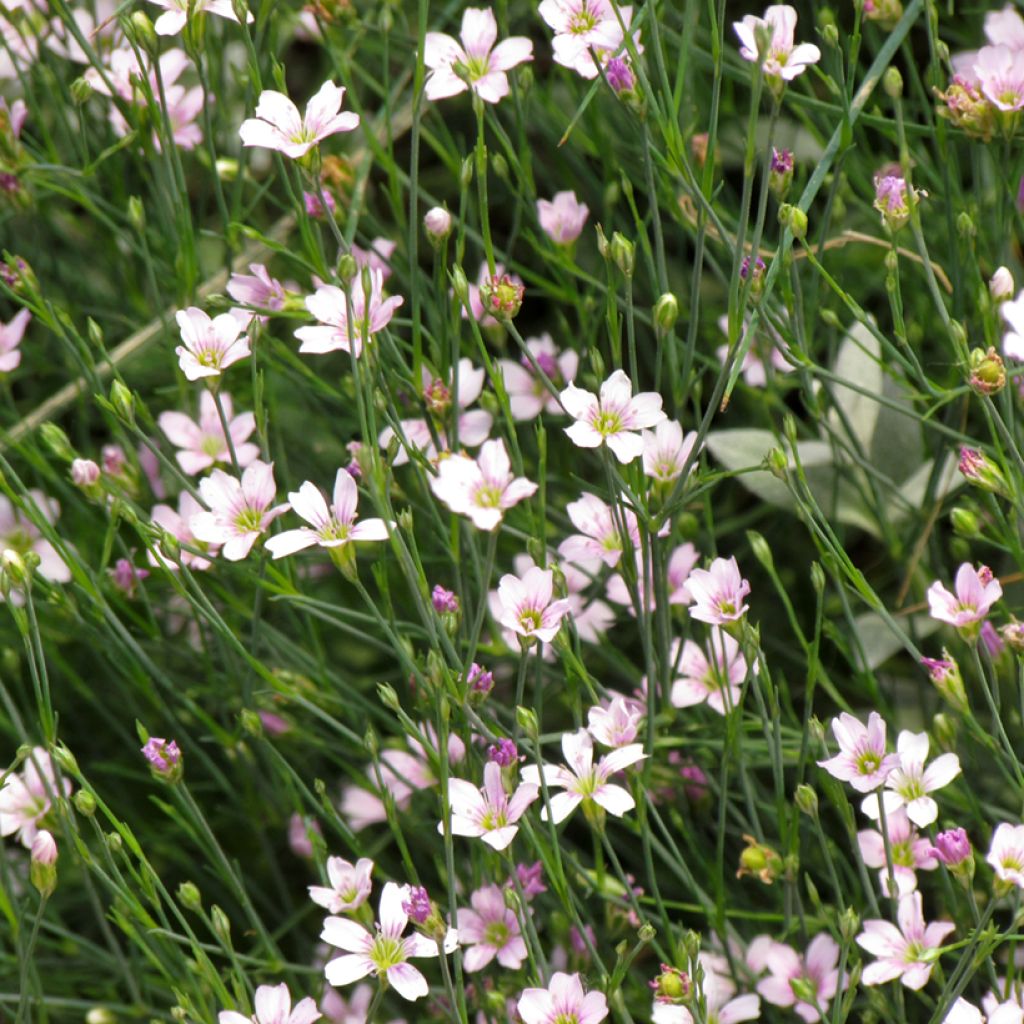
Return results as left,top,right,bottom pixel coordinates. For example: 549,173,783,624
946,997,1024,1024
859,730,961,828
857,807,938,897
1002,289,1024,360
668,543,701,605
561,369,666,464
496,565,573,644
443,761,538,851
518,971,608,1024
686,556,751,625
218,983,320,1024
148,0,252,35
309,857,374,913
856,892,954,989
974,45,1024,110
429,439,537,531
587,694,644,747
987,823,1024,889
380,360,493,465
642,420,699,484
264,470,390,560
423,8,533,104
817,712,899,793
733,5,821,82
537,190,589,244
0,748,73,848
295,270,403,358
498,334,579,419
321,882,457,1001
670,629,747,715
240,82,359,159
174,307,251,381
227,264,289,317
558,492,639,568
521,728,645,823
748,934,842,1023
158,391,259,475
0,308,29,372
539,0,640,80
457,884,528,972
927,563,1002,630
150,492,219,570
190,461,289,561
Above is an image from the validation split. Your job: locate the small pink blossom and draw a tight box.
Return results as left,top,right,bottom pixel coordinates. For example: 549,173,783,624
458,884,528,972
218,983,320,1024
521,728,645,823
558,492,639,568
668,543,701,605
240,82,360,159
642,420,699,484
733,5,821,82
587,694,644,747
931,827,972,867
537,190,589,245
174,307,251,381
561,370,666,464
859,730,961,828
150,492,219,570
429,439,537,531
686,556,751,625
748,933,843,1023
190,461,289,561
309,857,374,913
857,807,938,897
987,823,1024,889
0,748,72,848
817,711,899,793
295,270,403,358
539,0,640,80
423,8,533,104
264,470,390,560
227,264,288,317
974,45,1024,110
496,565,573,644
321,882,457,1001
945,997,1024,1024
518,971,608,1024
443,761,538,851
498,334,579,419
927,563,1002,630
856,892,954,990
158,391,259,476
351,238,396,282
670,629,747,715
0,308,29,372
148,0,252,36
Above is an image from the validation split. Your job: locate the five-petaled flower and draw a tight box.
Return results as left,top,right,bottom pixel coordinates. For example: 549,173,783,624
429,439,537,531
686,556,751,625
190,461,289,561
458,884,529,972
423,8,533,104
927,563,1002,634
240,81,360,159
321,881,458,1001
308,856,374,913
442,760,538,850
561,369,666,464
218,983,320,1024
733,5,821,83
264,469,391,561
521,728,645,823
496,565,573,644
295,270,403,358
748,933,844,1023
0,747,72,849
158,391,259,475
856,892,954,990
518,971,609,1024
987,823,1024,889
817,711,899,793
175,307,251,381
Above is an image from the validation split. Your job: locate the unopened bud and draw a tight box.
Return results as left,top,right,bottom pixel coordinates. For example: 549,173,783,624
883,67,903,98
778,203,807,239
73,789,97,816
450,265,470,305
71,458,101,488
424,206,452,244
794,784,818,817
210,905,232,944
609,232,635,277
110,380,135,423
70,77,93,105
40,423,75,462
128,11,158,56
30,830,58,897
653,292,679,336
377,682,401,712
968,346,1005,396
177,881,202,910
950,506,980,538
516,705,539,740
746,530,774,571
990,266,1014,303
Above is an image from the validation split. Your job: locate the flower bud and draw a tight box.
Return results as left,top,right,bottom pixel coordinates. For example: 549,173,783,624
377,682,401,712
950,506,980,539
128,11,159,56
921,652,967,712
177,881,203,911
40,423,75,463
740,255,766,296
956,211,976,239
778,203,807,239
210,905,232,945
424,206,452,245
736,834,783,884
450,265,470,306
30,831,58,897
883,67,903,98
127,196,145,232
838,906,860,943
794,784,818,817
1001,620,1024,652
766,447,789,480
769,148,794,200
968,346,1006,396
70,77,93,105
653,292,679,337
140,737,182,782
73,789,97,816
516,705,539,740
990,266,1014,302
931,827,974,886
958,446,1010,498
479,274,524,320
609,232,635,277
746,530,774,571
110,380,135,423
71,458,101,489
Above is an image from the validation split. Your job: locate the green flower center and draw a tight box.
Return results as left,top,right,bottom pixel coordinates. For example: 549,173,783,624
234,508,264,533
593,410,623,436
483,921,510,948
370,935,405,972
857,751,881,776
